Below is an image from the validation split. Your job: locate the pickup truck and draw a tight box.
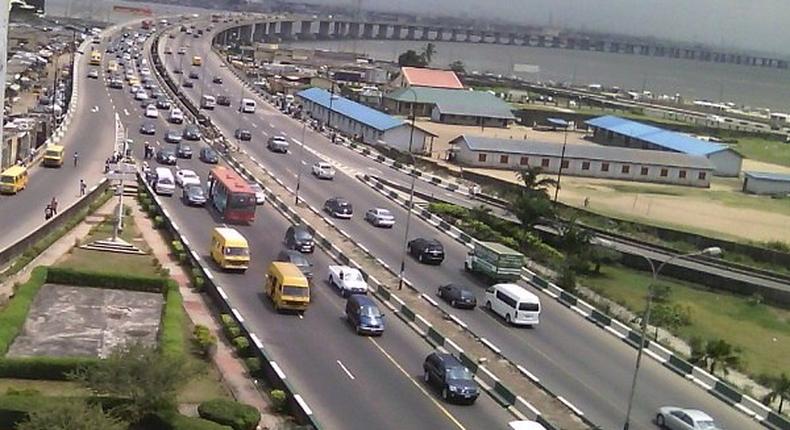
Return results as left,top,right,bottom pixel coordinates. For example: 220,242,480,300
328,265,368,297
464,241,524,281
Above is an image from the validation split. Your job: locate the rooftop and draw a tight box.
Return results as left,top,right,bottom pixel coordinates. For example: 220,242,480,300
297,87,403,132
744,171,790,182
387,87,515,120
401,67,464,89
585,115,730,156
451,135,714,170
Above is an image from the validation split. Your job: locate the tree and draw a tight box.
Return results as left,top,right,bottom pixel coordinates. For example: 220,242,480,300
649,304,691,340
15,400,126,430
762,373,790,413
397,49,427,67
71,342,197,423
515,166,557,199
511,192,554,228
689,338,741,376
421,43,437,64
448,60,466,74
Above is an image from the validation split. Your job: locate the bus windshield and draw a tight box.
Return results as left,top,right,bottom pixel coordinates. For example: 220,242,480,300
224,247,249,256
283,286,309,297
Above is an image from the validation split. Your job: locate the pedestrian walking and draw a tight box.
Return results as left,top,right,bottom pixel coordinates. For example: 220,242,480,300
45,204,53,220
79,179,86,196
50,197,58,215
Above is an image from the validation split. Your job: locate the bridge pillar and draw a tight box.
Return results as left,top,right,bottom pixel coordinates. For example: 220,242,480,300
624,43,635,54
279,21,293,40
565,37,575,49
363,23,374,38
435,29,443,41
252,23,266,42
536,35,545,47
348,22,360,38
391,25,402,39
318,21,331,38
377,24,388,39
238,24,253,44
407,26,416,40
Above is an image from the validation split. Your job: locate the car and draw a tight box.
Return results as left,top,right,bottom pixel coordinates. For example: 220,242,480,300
188,71,199,79
276,250,313,280
177,47,186,54
139,122,156,135
655,407,720,430
164,47,172,54
156,148,177,165
247,182,265,205
311,162,335,179
345,294,384,336
199,147,219,164
164,129,182,143
156,98,171,110
212,76,223,84
173,68,182,74
182,183,206,206
407,238,445,264
437,284,477,309
216,95,231,106
140,67,151,76
267,136,289,153
129,84,141,94
175,143,193,158
175,169,200,187
422,352,479,404
144,104,159,118
182,124,201,141
182,80,194,88
284,225,314,253
234,128,251,141
143,81,155,89
87,69,99,79
135,90,148,100
169,108,184,124
324,197,353,219
109,79,123,89
364,208,395,228
328,265,368,297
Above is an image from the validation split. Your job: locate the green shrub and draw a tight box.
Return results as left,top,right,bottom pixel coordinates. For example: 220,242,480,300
225,326,241,339
428,202,468,220
0,267,47,354
193,325,217,358
141,410,233,430
197,399,260,430
160,287,186,359
220,314,237,330
269,389,287,413
193,275,205,292
47,267,167,293
0,356,98,380
231,337,250,355
171,240,185,254
243,357,261,374
154,215,165,228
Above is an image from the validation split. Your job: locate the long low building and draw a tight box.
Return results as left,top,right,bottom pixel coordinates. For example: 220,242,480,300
585,115,743,177
450,135,715,187
297,87,436,153
384,87,516,128
743,171,790,195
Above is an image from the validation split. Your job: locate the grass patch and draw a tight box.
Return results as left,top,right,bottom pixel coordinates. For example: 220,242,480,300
580,264,790,378
607,184,686,197
0,267,47,355
0,379,86,396
730,136,790,167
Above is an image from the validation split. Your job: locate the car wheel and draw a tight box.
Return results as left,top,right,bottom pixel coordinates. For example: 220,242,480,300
328,276,334,287
423,371,430,383
505,314,512,325
441,388,449,400
418,254,423,263
451,299,457,307
485,301,492,311
406,245,412,254
656,414,665,428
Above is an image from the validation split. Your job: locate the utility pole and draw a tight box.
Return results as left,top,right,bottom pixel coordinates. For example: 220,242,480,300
0,3,9,169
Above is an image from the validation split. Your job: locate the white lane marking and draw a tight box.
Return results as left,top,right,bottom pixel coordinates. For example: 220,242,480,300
268,122,274,128
261,130,269,136
123,109,129,116
281,131,288,136
251,123,257,128
291,138,302,146
336,360,355,380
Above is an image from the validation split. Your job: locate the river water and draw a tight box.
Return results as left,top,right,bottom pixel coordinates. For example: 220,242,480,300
288,39,790,112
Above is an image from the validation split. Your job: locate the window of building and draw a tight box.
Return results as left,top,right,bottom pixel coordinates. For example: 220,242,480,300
478,153,487,162
622,165,630,174
520,156,529,165
679,170,687,179
561,160,569,169
582,161,590,170
500,155,509,164
640,167,649,175
660,168,668,177
541,158,550,167
601,162,610,172
625,136,631,145
698,171,707,180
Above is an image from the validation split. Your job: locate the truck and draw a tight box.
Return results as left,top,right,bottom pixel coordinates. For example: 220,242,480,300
328,265,369,297
464,241,524,281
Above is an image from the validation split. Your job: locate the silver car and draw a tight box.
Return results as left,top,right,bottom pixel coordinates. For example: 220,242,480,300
312,161,335,180
364,208,395,228
656,407,720,430
248,182,265,205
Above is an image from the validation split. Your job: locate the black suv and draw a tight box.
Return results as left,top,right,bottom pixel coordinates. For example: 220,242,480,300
182,124,201,141
422,352,479,404
437,284,477,309
407,238,445,265
324,197,353,219
276,249,313,280
216,95,231,106
212,76,223,84
284,225,314,254
188,71,199,79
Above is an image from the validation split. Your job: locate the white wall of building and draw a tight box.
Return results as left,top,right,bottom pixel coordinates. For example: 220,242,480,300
743,178,790,195
707,149,743,177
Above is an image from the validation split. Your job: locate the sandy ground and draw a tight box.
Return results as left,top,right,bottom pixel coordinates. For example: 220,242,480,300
741,159,790,174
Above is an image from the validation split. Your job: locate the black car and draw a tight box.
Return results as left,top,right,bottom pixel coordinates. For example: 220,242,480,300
216,95,231,106
183,80,194,88
164,129,182,143
346,295,384,336
188,71,199,79
276,250,313,279
182,184,206,206
156,148,177,165
212,76,223,84
284,225,314,253
437,284,477,309
182,125,201,141
324,197,353,219
109,79,123,89
234,128,251,141
139,122,156,135
199,147,219,164
156,98,171,110
175,143,193,158
407,238,445,265
423,352,479,404
173,68,182,74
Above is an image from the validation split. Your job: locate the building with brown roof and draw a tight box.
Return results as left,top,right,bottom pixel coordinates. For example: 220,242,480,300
392,67,464,90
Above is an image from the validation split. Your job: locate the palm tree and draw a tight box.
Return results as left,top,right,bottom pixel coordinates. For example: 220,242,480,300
690,338,741,376
762,373,790,413
421,43,436,64
515,166,557,198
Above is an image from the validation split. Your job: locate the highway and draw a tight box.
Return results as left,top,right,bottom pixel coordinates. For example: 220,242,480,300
108,22,514,430
158,22,763,430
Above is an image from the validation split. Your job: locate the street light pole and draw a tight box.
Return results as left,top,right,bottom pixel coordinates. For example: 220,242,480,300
553,122,569,203
397,88,418,290
621,245,722,430
295,119,307,205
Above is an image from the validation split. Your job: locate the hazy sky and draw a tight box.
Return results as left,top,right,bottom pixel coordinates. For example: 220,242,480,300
308,0,789,56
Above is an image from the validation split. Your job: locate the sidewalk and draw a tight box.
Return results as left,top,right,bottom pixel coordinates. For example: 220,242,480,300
130,202,283,429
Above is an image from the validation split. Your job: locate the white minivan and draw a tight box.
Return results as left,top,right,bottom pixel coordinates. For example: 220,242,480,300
484,283,541,326
201,95,216,109
240,98,256,113
169,107,184,124
154,167,176,196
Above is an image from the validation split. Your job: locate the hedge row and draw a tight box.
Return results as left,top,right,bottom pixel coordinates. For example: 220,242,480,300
0,356,97,381
0,394,127,428
46,267,168,294
0,267,48,355
141,410,233,430
198,399,261,430
160,280,186,359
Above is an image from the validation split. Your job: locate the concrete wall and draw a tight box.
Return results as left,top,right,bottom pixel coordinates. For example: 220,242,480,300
743,177,790,195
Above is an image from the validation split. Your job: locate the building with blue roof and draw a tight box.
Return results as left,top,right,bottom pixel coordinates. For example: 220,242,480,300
743,171,790,195
297,87,436,153
585,115,742,177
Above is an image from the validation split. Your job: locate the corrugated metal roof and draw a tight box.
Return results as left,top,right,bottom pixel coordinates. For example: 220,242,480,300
386,87,515,120
401,67,464,89
585,115,729,156
297,87,403,131
452,135,714,170
744,171,790,182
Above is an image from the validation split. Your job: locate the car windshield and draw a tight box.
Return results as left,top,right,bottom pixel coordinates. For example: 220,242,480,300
361,305,382,318
224,247,248,256
295,230,312,241
378,209,393,217
182,171,197,179
187,186,204,196
283,286,309,297
460,290,475,299
228,193,255,209
446,366,473,381
158,177,173,185
343,271,363,282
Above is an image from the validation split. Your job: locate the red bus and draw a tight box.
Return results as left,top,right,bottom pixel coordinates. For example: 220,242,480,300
207,166,256,223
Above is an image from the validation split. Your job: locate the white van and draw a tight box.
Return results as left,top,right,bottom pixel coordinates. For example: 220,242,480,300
484,283,541,326
154,167,176,196
240,98,256,113
169,107,184,124
201,95,216,110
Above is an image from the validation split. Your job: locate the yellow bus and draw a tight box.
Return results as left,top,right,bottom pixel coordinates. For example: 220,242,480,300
210,227,250,271
0,165,29,194
265,262,310,313
42,144,65,167
192,55,202,66
89,51,102,66
107,60,118,73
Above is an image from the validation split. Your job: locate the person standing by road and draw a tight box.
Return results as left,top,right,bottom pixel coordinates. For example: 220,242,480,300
50,197,58,215
79,179,86,196
73,151,79,167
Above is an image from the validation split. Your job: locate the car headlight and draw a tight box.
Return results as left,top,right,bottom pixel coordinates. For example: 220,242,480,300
448,385,459,392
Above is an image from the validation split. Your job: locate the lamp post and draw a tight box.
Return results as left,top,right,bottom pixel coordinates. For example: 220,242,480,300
615,243,722,430
295,119,307,205
553,119,569,203
396,87,419,290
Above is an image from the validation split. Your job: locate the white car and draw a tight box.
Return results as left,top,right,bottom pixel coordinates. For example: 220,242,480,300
312,162,335,180
364,208,395,228
168,108,184,124
177,47,186,55
140,67,151,76
87,69,99,79
327,265,368,297
247,182,265,205
175,169,200,187
135,90,148,100
144,104,158,118
130,84,141,94
656,407,720,430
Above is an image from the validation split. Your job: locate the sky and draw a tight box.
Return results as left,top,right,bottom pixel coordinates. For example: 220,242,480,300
301,0,790,56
